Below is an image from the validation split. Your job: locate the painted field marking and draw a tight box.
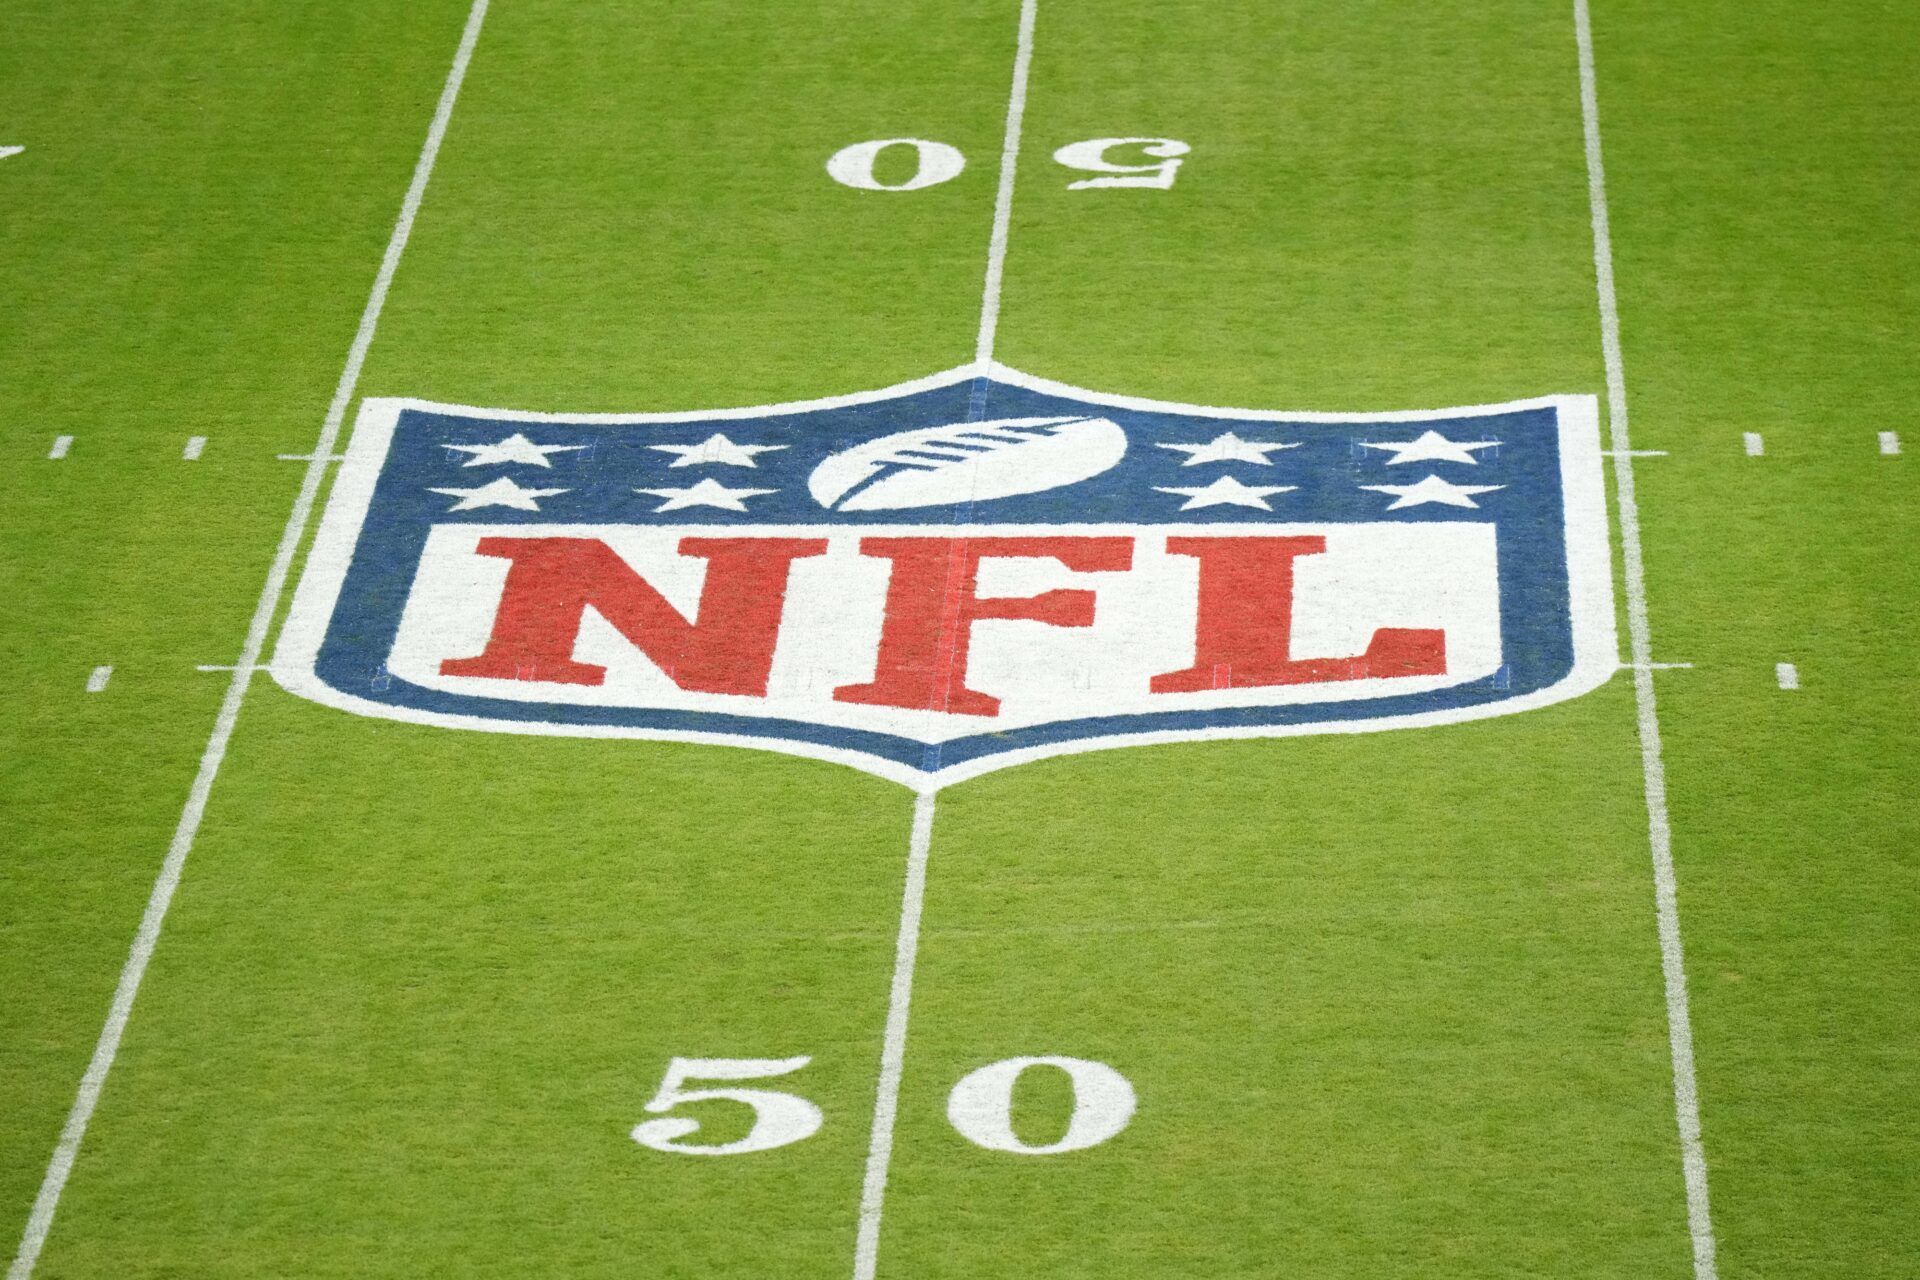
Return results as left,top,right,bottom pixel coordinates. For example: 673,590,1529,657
852,791,936,1280
1775,662,1799,690
47,436,72,460
852,3,1036,1277
1742,431,1764,456
1879,431,1900,456
1623,661,1693,671
5,4,493,1277
1575,3,1719,1278
972,0,1038,366
85,666,112,694
1605,448,1667,459
182,436,207,461
277,452,348,463
0,146,22,161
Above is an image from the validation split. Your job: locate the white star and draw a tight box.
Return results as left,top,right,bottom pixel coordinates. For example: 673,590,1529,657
1360,474,1504,509
1155,475,1297,511
648,433,789,468
636,478,777,512
428,476,569,511
1156,431,1299,466
443,433,586,468
1359,429,1500,465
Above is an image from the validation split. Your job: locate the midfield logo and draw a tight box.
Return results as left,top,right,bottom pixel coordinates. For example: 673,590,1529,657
277,365,1616,786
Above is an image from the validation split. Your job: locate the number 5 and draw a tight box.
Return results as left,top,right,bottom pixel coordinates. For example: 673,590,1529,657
630,1056,824,1156
1052,137,1190,189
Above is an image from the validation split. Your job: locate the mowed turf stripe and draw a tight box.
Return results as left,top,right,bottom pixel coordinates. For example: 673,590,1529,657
871,2,1696,1276
1573,1,1717,1272
0,0,486,1259
851,6,1037,1276
1591,0,1920,1274
22,3,1018,1277
8,4,494,1275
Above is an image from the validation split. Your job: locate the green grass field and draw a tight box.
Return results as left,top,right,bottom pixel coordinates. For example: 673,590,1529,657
2,1,1916,1276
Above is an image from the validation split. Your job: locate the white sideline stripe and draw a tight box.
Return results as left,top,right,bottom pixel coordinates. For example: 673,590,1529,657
5,4,491,1276
1775,662,1799,690
85,666,112,694
1575,4,1719,1278
182,436,207,461
1879,430,1900,456
851,791,936,1280
972,0,1038,365
852,4,1035,1274
47,436,72,460
1742,431,1763,457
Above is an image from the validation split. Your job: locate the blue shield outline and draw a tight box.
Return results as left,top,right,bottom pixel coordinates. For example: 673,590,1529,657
275,362,1618,790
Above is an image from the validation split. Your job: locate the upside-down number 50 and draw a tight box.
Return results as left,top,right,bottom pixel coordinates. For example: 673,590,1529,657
827,136,1189,191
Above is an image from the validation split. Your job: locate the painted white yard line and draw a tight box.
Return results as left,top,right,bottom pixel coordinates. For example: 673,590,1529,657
1775,662,1799,690
182,436,207,461
1604,448,1667,459
1623,661,1693,671
852,5,1037,1275
5,5,491,1276
1742,431,1764,457
1879,430,1900,456
0,146,22,162
1574,4,1719,1278
277,452,348,463
47,436,72,460
851,791,937,1280
85,666,112,694
972,0,1039,365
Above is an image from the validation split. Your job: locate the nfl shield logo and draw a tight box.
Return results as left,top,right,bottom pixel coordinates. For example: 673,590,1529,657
277,364,1616,787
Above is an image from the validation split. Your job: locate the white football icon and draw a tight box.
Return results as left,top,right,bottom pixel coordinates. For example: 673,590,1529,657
808,415,1128,511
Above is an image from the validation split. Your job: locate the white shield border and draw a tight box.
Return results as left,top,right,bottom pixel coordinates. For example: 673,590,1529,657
274,362,1618,792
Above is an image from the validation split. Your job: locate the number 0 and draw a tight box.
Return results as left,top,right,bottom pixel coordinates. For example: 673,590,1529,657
946,1056,1137,1155
827,138,966,191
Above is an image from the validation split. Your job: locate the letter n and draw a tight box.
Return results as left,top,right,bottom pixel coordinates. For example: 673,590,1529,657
441,536,825,695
